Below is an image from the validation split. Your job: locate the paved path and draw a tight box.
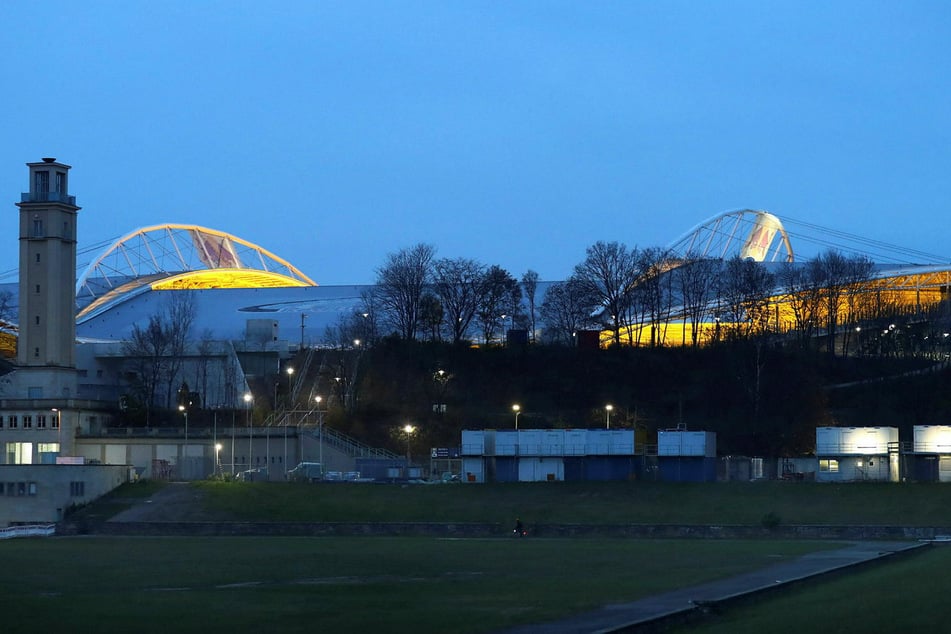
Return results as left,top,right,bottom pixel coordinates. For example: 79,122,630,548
107,482,230,523
498,541,927,633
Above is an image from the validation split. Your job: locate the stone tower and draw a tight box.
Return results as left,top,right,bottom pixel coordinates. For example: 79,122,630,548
14,158,80,398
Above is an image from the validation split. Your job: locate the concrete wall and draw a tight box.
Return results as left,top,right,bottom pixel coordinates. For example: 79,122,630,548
0,464,131,526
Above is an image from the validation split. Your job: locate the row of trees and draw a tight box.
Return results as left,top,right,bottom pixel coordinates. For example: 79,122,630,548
336,243,540,346
357,241,896,353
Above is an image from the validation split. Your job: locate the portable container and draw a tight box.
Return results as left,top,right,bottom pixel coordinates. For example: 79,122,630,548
461,430,485,455
564,429,587,456
657,430,716,457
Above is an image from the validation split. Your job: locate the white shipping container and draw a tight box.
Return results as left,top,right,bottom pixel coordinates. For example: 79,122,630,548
586,430,613,455
609,430,636,455
495,430,518,456
815,427,841,455
518,457,564,482
461,430,485,455
518,430,544,456
564,429,587,456
914,426,951,453
817,427,897,455
540,430,566,456
462,457,484,483
658,431,716,457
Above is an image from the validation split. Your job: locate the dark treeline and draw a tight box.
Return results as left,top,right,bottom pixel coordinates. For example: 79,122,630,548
324,338,947,458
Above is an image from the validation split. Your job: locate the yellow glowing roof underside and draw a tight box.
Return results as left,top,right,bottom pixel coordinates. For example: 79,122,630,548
151,269,312,290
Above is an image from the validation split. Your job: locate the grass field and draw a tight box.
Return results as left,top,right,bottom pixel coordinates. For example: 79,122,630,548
676,545,951,633
189,479,951,527
35,479,951,632
2,536,836,634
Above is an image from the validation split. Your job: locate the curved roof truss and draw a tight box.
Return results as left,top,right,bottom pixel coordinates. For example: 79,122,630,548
668,209,794,263
75,224,316,322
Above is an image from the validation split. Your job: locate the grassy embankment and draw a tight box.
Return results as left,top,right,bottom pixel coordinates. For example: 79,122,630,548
192,479,951,527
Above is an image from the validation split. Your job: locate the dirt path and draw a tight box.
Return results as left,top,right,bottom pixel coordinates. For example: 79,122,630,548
108,482,232,523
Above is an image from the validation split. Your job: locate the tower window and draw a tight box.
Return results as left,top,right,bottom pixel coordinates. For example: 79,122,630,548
34,347,39,358
55,171,66,193
34,171,49,193
35,316,39,325
32,219,44,237
35,284,40,294
35,253,40,263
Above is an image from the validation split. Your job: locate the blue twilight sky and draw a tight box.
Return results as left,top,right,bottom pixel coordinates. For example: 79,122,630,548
2,1,950,284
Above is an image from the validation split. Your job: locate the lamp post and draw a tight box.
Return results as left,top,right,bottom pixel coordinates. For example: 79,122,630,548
214,443,222,477
212,409,218,476
605,404,614,429
315,395,324,473
512,404,521,430
244,392,253,473
286,366,295,407
403,424,416,468
178,404,188,443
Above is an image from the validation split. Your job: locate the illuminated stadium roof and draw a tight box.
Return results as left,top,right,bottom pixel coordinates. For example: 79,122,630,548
75,224,316,323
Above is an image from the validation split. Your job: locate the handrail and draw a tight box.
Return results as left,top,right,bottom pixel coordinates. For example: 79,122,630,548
0,524,56,540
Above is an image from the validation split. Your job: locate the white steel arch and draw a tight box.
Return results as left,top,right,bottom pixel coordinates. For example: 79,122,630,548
668,209,795,263
76,224,317,318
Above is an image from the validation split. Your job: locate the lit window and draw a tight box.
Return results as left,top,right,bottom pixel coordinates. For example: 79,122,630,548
819,459,839,473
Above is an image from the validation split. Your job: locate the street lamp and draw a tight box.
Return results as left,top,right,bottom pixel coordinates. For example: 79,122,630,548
286,366,295,395
512,404,521,430
315,395,324,473
403,424,417,467
605,404,614,429
214,443,223,477
178,404,188,444
244,392,253,473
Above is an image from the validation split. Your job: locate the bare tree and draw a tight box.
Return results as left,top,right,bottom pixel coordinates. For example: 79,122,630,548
521,269,540,343
476,265,519,344
0,290,14,324
419,292,444,341
637,247,675,347
676,255,720,347
433,257,485,344
194,329,215,407
162,292,196,409
375,243,436,341
817,251,875,357
718,256,776,340
573,241,639,346
539,276,599,344
123,315,170,425
841,254,875,355
779,258,825,349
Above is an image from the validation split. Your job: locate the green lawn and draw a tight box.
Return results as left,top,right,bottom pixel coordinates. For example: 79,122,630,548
677,544,951,633
192,479,951,527
1,536,834,634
